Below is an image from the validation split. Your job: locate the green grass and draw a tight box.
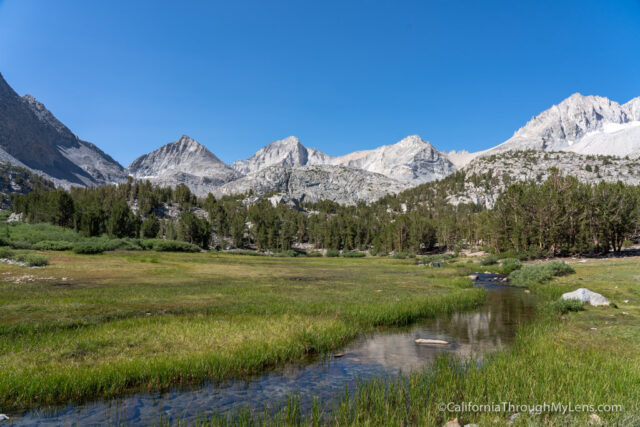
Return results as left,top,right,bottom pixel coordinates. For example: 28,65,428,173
509,260,575,287
199,257,640,426
4,221,81,245
0,252,483,410
480,254,498,266
342,251,366,258
549,297,585,314
14,253,49,267
0,247,49,266
498,257,522,275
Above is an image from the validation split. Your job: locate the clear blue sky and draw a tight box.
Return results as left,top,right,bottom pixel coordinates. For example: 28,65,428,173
1,0,639,166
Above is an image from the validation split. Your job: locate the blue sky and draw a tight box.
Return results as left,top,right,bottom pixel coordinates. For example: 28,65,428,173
1,0,639,166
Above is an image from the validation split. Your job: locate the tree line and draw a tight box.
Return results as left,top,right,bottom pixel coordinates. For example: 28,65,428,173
10,171,640,256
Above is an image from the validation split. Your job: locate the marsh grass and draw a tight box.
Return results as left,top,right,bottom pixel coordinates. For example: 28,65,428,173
0,252,483,410
194,257,640,426
498,257,522,275
549,297,585,314
0,247,49,266
15,253,49,266
509,260,575,287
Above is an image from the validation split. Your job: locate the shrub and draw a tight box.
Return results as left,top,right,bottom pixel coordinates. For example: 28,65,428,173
73,241,106,254
140,239,163,250
225,249,264,256
102,238,143,251
325,249,340,257
393,252,414,259
272,250,298,257
480,254,498,266
153,240,201,253
305,252,323,257
5,222,80,244
499,258,522,275
550,298,585,315
0,246,15,258
16,253,49,267
9,240,32,250
343,251,366,258
509,261,575,287
32,240,74,251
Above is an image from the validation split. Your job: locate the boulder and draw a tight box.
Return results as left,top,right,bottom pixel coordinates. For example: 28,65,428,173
562,288,610,307
7,212,23,222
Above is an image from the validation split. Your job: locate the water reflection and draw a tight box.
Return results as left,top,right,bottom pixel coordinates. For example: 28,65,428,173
11,276,537,426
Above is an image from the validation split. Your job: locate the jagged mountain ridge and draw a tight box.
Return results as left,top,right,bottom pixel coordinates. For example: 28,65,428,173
3,70,640,206
127,135,241,188
232,134,456,185
127,135,411,202
456,93,640,167
126,133,455,201
232,136,331,174
331,135,456,184
0,73,126,187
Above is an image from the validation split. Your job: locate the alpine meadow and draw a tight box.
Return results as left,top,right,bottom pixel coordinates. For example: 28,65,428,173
1,1,640,426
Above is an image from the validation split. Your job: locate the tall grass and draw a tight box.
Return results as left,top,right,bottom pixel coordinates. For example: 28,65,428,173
509,260,575,287
0,253,484,410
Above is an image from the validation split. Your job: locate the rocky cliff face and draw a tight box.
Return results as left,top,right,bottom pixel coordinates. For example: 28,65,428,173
483,93,640,158
232,136,332,174
0,162,55,208
127,135,242,195
232,134,455,186
0,73,126,186
447,150,640,208
329,135,456,185
215,164,409,205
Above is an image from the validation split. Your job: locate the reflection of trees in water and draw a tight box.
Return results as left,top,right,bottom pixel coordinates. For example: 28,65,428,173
342,289,537,371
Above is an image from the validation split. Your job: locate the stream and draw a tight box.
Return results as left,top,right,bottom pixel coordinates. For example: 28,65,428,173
9,273,537,426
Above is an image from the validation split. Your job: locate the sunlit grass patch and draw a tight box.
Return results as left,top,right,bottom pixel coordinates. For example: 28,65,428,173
0,252,483,409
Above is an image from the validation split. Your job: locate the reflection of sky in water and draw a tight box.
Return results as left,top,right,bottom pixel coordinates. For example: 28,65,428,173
12,278,537,426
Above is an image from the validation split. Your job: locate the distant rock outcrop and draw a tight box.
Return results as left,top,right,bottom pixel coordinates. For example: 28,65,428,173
0,162,55,208
215,164,409,205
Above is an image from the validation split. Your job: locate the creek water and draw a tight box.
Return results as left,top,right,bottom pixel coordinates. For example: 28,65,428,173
9,273,537,426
